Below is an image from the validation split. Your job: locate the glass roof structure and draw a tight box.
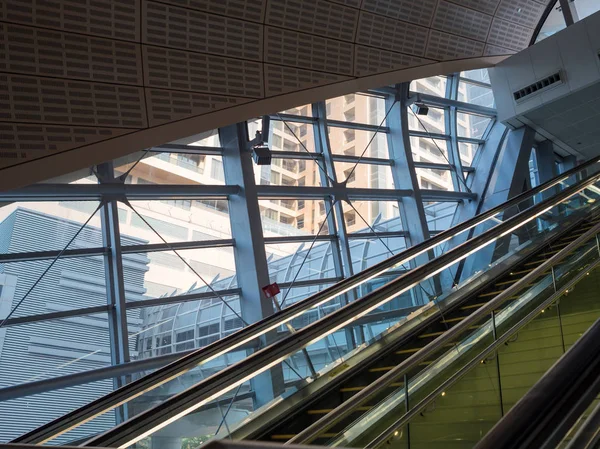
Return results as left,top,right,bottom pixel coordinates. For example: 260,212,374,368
0,68,573,444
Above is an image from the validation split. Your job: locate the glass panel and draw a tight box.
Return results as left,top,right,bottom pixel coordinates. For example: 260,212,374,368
0,379,117,444
254,158,325,187
276,104,313,117
276,283,336,308
114,152,225,185
459,142,480,166
574,0,600,20
40,162,600,444
269,121,316,153
247,117,262,140
119,200,231,246
411,76,448,97
129,296,243,361
411,137,450,164
170,129,221,147
457,112,492,139
406,356,502,449
265,241,337,284
424,202,458,232
0,313,110,388
0,201,103,253
408,106,446,135
458,81,495,108
349,236,407,272
536,0,566,42
40,169,99,184
0,258,108,318
334,162,395,189
416,167,454,191
259,199,329,236
460,69,491,84
328,128,390,159
344,200,401,233
122,248,236,302
326,94,387,125
498,303,564,413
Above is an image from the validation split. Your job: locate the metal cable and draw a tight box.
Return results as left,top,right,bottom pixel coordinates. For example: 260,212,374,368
344,99,397,183
408,105,472,194
275,114,336,186
126,201,248,326
0,202,104,328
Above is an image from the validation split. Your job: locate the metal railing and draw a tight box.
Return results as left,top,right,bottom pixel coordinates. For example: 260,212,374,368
13,157,600,445
81,166,600,448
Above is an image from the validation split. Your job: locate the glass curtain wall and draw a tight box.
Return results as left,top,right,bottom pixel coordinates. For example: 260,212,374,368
0,71,497,443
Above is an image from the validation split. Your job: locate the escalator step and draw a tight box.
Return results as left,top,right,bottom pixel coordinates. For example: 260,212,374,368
396,347,422,355
418,331,445,339
441,316,466,324
270,433,338,440
308,406,373,415
479,290,504,298
369,366,397,372
510,268,535,275
340,381,404,393
495,279,519,287
461,297,518,311
536,250,562,258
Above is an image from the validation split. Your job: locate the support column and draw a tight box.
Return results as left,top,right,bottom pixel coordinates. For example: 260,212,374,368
561,155,577,173
386,84,432,304
312,101,354,279
458,126,535,280
449,121,508,239
559,0,578,25
386,84,431,246
483,126,535,210
446,74,468,192
97,162,131,423
312,101,360,348
220,123,284,405
536,140,557,184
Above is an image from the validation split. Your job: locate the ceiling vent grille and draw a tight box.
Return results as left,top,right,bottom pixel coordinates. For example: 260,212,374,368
513,72,563,102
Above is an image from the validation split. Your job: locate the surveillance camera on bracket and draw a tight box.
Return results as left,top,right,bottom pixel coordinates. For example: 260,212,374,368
412,102,429,116
252,145,272,165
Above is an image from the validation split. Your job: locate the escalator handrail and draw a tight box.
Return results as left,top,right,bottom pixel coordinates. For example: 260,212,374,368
363,222,600,448
13,154,600,444
83,164,600,448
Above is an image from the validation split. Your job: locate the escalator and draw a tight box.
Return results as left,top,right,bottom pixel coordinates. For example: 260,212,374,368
11,158,600,449
235,214,600,445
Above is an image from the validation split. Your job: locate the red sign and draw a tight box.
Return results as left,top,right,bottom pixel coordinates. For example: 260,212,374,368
262,282,281,298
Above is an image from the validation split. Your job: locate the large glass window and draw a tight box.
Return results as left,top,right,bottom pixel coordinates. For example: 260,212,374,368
411,76,448,96
327,128,389,159
254,158,325,187
269,121,316,154
536,0,566,42
0,68,499,445
326,94,387,125
458,82,495,108
408,106,446,135
457,112,492,139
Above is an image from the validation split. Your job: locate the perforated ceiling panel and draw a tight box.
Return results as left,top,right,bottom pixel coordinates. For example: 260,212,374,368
0,0,552,188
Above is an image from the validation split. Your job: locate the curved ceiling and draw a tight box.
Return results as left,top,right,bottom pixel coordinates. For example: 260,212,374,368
0,0,551,189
